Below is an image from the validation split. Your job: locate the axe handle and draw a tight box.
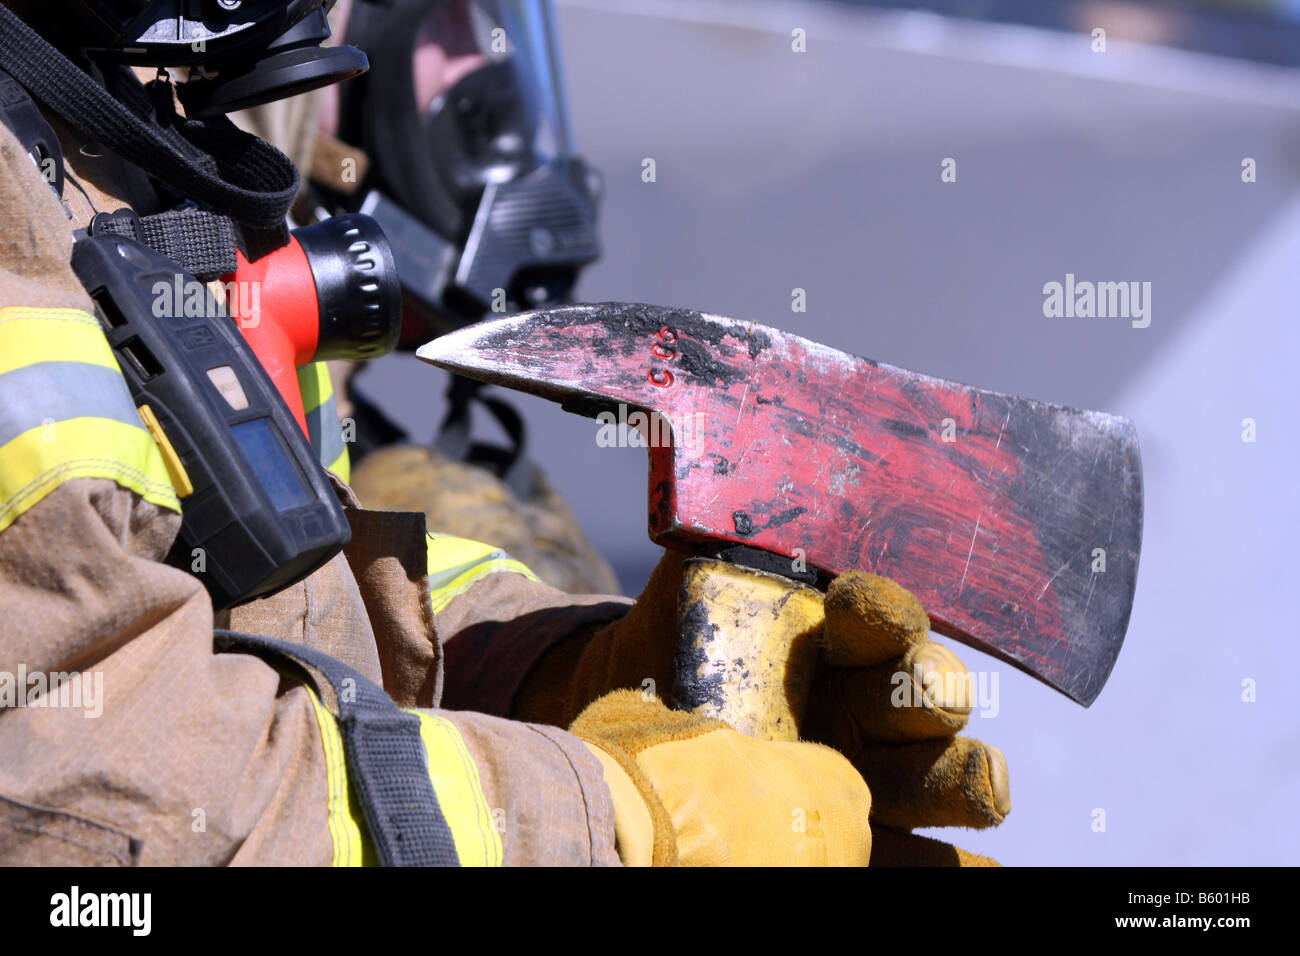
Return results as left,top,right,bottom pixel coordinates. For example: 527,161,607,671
672,557,823,741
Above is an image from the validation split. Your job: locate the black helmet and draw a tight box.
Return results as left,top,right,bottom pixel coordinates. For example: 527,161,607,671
34,0,367,115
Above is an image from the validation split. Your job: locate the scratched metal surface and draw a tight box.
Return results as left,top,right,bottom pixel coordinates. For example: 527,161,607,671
421,302,1141,703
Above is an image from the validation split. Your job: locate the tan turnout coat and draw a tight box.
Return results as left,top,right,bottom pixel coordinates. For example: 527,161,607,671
0,115,632,866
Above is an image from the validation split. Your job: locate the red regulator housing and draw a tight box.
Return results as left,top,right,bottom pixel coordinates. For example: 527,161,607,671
224,213,402,434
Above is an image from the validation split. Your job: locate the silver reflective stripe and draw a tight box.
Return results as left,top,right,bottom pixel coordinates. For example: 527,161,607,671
0,362,142,447
305,391,345,470
426,550,513,593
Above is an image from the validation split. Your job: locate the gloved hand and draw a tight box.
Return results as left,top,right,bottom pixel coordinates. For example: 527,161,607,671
517,550,1008,866
801,571,1007,865
572,690,872,866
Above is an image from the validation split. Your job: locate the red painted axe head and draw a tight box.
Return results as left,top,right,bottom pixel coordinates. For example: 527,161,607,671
418,303,1143,705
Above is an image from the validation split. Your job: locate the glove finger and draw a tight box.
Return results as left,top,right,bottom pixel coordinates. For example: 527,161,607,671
869,827,1000,867
821,572,930,668
804,640,974,746
855,736,1010,830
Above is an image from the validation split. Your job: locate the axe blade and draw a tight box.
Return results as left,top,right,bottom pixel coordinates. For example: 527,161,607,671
418,303,1143,705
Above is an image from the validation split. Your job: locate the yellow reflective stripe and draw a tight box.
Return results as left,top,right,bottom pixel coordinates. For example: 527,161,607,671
326,445,351,484
0,307,180,532
310,690,500,867
306,687,376,867
297,362,349,482
0,417,180,535
428,557,539,614
426,531,541,614
296,361,333,415
0,308,121,375
427,532,503,579
406,710,503,867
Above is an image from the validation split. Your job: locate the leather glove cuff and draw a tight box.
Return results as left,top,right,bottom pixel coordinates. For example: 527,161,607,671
570,689,729,867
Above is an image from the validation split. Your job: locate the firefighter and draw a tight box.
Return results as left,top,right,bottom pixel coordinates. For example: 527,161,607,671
0,0,1007,866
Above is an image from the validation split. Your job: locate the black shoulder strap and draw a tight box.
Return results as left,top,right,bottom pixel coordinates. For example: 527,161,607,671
214,630,460,867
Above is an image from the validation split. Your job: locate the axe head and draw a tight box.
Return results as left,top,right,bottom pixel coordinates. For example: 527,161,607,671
418,303,1142,705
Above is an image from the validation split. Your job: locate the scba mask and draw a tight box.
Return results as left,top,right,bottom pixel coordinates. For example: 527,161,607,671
42,0,368,116
335,0,601,341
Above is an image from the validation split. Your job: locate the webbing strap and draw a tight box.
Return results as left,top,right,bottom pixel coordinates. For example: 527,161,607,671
91,208,238,281
434,374,537,499
213,630,460,867
0,5,297,245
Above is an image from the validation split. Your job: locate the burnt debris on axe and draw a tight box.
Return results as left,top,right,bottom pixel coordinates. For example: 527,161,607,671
417,302,1143,706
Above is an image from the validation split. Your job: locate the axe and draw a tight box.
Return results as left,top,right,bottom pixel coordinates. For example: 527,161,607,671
418,303,1142,733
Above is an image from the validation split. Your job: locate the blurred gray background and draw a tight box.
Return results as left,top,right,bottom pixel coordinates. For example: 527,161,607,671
356,0,1300,864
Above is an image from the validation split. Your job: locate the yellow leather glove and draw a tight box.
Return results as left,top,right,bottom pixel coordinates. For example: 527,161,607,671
517,550,1008,866
802,571,1007,865
572,690,872,866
